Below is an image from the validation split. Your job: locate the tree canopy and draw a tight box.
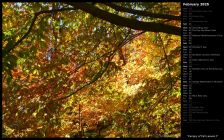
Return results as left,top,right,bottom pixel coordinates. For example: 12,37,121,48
2,2,181,138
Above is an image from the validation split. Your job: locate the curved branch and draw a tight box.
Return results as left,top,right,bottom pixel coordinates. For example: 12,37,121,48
3,14,37,57
65,3,181,36
3,8,76,56
52,31,145,101
103,3,181,21
53,60,110,101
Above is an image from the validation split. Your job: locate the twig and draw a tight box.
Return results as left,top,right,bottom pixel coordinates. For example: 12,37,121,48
147,33,174,116
52,31,146,101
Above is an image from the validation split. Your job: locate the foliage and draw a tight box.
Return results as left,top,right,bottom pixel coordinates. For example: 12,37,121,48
2,2,181,138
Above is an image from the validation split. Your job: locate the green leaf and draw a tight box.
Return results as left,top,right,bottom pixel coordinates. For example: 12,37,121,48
17,58,25,65
6,76,12,85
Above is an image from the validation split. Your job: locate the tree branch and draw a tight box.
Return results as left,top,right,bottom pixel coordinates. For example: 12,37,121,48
3,8,76,56
65,3,181,36
103,3,181,21
147,33,175,116
52,59,111,101
52,31,145,101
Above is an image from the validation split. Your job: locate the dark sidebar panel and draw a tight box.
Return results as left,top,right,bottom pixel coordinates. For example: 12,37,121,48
181,1,223,139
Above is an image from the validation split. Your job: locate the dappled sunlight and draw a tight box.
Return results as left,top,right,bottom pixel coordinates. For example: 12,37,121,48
3,2,180,138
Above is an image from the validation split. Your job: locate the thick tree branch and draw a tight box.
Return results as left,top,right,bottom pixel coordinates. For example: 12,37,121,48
3,8,76,56
103,3,181,21
65,3,181,36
